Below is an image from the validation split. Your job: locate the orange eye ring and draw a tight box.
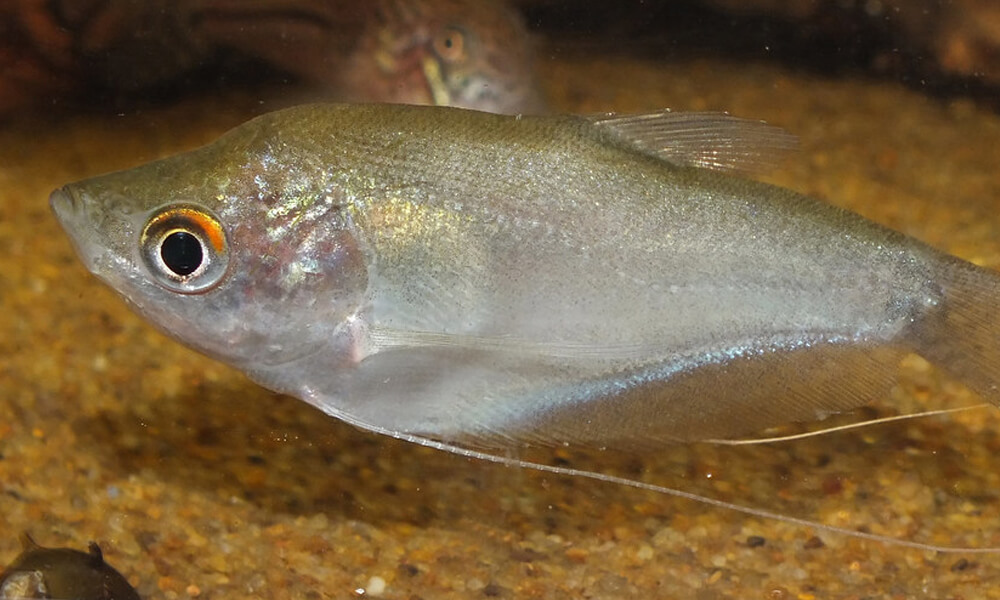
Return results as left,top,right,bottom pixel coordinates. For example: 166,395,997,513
140,204,229,294
432,26,467,63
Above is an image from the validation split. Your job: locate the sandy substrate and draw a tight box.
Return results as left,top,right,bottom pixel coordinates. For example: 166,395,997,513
3,50,1000,598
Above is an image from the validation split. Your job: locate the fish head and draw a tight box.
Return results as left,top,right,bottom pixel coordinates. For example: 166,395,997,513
345,0,544,114
50,117,369,370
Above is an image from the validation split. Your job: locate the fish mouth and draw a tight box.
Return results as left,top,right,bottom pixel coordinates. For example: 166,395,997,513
421,55,452,107
49,186,76,220
49,186,114,278
49,186,86,256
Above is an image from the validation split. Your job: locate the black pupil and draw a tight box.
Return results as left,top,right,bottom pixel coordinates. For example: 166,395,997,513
160,231,203,276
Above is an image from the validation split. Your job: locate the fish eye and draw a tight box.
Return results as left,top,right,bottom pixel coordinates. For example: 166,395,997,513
432,27,467,63
140,204,229,294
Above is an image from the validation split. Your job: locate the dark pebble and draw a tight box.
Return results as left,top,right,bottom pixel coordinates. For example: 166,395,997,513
951,558,972,572
804,536,826,549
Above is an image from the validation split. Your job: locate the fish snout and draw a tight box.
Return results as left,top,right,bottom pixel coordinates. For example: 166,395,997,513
49,187,79,225
47,185,114,278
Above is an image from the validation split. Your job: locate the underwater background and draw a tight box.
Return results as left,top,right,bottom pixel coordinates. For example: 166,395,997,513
3,1,1000,597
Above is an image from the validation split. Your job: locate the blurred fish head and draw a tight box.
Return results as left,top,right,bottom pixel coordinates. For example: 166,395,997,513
50,120,369,369
347,0,543,114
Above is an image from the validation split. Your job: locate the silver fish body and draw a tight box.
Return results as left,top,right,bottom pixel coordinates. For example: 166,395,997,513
50,103,1000,449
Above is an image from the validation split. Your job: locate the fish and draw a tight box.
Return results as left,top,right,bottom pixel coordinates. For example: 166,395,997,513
49,103,1000,547
337,0,544,113
190,0,544,114
2,0,542,115
0,533,140,600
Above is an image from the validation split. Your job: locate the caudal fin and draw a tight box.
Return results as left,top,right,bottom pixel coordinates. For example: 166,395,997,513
908,258,1000,404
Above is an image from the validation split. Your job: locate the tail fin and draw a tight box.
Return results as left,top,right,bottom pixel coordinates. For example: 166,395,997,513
908,258,1000,404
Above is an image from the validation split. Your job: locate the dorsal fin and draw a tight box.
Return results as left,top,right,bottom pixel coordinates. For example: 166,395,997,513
586,110,798,175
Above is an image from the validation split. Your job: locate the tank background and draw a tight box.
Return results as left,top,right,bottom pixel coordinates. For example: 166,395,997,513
2,4,1000,599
